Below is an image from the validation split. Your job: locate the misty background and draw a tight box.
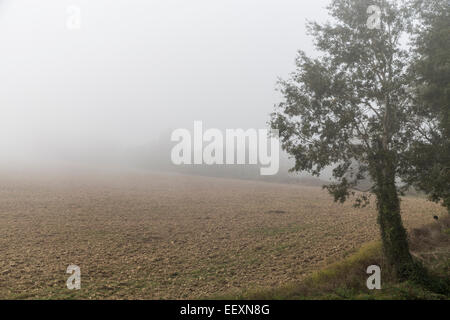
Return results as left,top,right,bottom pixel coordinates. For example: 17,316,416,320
0,0,331,182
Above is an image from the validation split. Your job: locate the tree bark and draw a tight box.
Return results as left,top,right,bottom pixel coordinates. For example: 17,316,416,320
375,157,414,280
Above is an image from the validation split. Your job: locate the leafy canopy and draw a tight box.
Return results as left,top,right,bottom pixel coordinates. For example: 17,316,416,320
271,0,417,206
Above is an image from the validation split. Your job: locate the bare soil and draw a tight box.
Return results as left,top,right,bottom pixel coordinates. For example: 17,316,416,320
0,169,445,299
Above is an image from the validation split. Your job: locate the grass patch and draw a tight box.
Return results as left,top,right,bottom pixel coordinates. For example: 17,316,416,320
215,237,450,300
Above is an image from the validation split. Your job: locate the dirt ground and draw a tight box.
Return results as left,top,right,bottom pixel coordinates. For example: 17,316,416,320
0,168,446,299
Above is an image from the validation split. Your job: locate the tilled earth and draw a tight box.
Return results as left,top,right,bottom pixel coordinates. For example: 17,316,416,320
0,169,445,299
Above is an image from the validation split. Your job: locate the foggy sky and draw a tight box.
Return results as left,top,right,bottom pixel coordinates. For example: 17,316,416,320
0,0,329,165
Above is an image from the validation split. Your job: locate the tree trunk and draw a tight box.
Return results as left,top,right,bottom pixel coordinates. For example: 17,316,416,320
375,159,415,280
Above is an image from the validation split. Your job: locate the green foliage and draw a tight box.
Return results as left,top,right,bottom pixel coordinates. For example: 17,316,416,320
216,241,450,300
270,0,422,276
270,0,418,206
400,0,450,212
